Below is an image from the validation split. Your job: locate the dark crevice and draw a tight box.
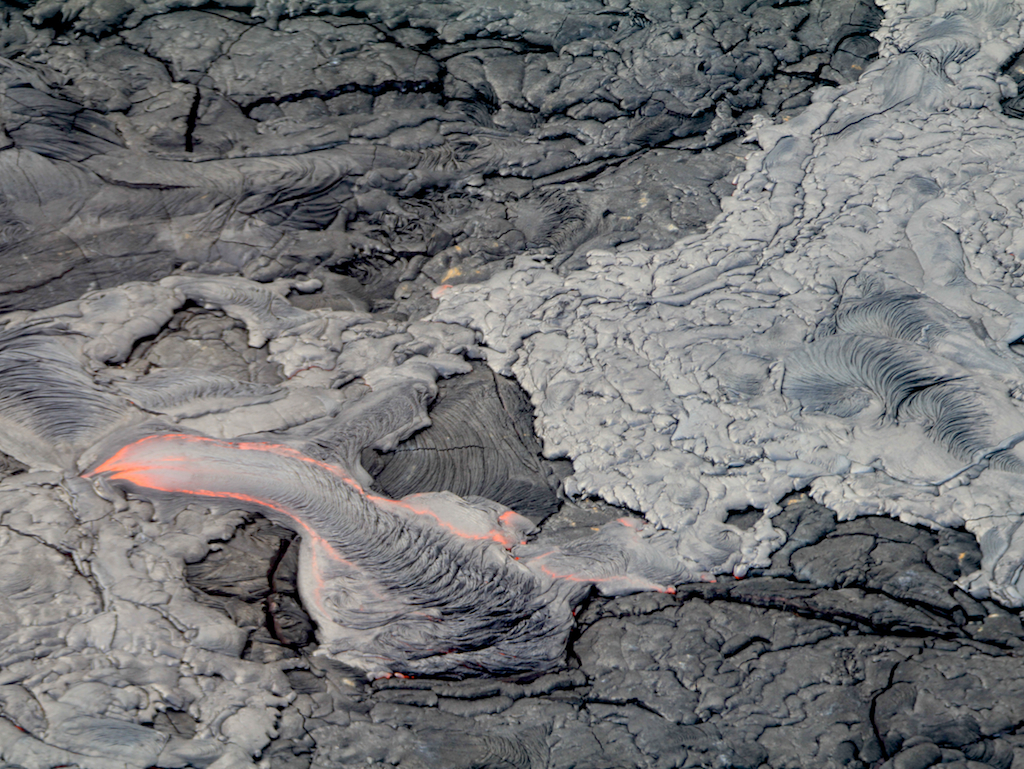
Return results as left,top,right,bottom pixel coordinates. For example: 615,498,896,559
720,634,772,658
240,78,443,117
388,443,490,454
868,654,911,761
677,580,970,640
184,86,201,153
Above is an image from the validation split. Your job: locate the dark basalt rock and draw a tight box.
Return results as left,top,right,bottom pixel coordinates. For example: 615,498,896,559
164,482,1024,769
0,0,882,310
9,0,1024,767
368,364,562,523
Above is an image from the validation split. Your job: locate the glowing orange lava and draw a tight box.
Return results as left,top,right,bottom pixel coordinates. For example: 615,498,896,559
85,433,522,547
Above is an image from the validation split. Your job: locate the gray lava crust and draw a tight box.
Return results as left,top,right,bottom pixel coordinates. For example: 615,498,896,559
4,0,1024,766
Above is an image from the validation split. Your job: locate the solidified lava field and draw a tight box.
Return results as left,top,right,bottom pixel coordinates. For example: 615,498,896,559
5,0,1024,767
